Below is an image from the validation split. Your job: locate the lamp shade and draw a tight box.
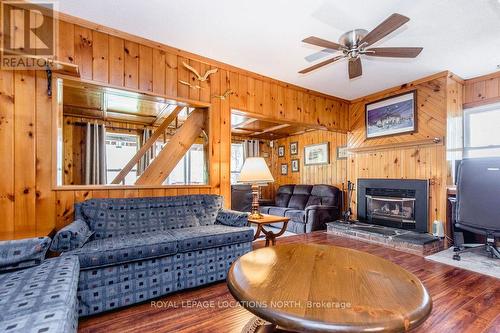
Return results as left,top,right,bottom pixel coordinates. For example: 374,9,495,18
238,157,274,184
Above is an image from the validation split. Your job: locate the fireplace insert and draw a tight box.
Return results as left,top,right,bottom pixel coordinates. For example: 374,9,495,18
358,179,429,232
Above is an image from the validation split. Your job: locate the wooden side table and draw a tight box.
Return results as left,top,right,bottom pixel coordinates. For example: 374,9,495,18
248,214,290,247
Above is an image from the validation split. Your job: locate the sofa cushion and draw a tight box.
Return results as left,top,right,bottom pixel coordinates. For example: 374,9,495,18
50,219,94,252
216,210,249,227
268,207,292,216
285,210,306,223
0,256,79,333
287,185,313,210
169,225,254,253
259,206,272,214
306,185,339,207
64,231,178,269
0,237,51,272
80,195,223,238
275,185,294,207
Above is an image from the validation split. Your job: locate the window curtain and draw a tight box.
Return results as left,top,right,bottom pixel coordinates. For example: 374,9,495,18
243,140,260,158
137,128,154,176
85,123,107,185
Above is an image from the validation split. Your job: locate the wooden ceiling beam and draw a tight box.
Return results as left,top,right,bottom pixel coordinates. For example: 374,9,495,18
135,109,206,185
111,105,184,184
252,123,290,135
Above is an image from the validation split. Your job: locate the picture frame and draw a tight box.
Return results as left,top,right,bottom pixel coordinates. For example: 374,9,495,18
281,163,288,175
291,159,300,172
278,145,285,157
365,90,417,139
336,146,348,160
304,142,330,166
290,142,298,155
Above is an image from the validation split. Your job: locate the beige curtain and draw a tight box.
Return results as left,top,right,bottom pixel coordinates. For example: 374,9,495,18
243,140,260,158
85,123,107,185
137,128,154,176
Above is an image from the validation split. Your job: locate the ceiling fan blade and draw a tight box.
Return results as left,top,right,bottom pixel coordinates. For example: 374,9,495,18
348,58,362,79
299,55,345,74
302,36,343,51
365,47,423,58
360,13,410,46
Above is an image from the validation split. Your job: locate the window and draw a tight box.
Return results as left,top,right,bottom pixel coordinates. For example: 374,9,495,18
106,132,139,185
164,144,207,185
464,103,500,158
231,143,245,184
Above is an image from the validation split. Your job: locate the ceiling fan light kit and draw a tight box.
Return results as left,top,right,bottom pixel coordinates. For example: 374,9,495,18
299,13,423,79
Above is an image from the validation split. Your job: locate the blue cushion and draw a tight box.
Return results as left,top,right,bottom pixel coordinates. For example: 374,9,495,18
50,219,94,252
64,231,178,269
216,209,249,227
268,207,292,216
169,225,254,253
80,195,224,238
259,206,272,214
0,237,51,272
0,255,80,333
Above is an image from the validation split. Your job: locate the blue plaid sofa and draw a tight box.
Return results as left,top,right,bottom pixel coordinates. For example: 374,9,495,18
52,195,253,316
0,237,80,333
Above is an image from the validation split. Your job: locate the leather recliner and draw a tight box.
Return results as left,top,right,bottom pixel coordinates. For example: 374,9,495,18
259,184,342,234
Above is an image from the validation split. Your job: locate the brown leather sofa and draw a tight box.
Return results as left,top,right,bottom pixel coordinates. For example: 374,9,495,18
259,184,342,234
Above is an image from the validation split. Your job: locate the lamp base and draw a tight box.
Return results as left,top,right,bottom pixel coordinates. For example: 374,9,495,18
249,212,264,220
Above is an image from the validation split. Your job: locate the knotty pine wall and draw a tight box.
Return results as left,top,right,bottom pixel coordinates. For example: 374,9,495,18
0,12,349,234
265,131,347,200
347,72,464,231
463,71,500,109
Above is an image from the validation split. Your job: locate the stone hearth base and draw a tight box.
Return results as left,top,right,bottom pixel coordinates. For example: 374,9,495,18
326,221,444,256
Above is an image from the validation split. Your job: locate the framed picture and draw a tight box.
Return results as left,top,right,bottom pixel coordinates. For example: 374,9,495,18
281,163,288,175
291,159,300,172
278,145,285,157
290,142,298,155
365,90,417,139
304,142,330,166
336,146,348,160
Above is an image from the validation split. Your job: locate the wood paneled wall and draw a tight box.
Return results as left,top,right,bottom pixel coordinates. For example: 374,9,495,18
463,71,500,109
347,72,463,230
0,10,349,234
267,130,347,199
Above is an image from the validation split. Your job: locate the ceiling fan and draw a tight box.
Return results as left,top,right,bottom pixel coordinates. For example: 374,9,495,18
299,13,423,79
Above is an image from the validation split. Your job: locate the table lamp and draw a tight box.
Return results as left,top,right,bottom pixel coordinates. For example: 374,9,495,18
238,157,274,219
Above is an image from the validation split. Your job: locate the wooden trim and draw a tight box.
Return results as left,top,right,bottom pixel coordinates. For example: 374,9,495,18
111,105,184,184
464,70,500,84
53,73,212,108
56,12,349,103
53,185,212,191
347,137,444,153
463,95,500,109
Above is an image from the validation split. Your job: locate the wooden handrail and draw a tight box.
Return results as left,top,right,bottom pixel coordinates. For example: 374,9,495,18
111,105,184,184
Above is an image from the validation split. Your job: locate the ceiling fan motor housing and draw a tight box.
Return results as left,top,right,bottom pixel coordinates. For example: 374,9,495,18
339,29,368,50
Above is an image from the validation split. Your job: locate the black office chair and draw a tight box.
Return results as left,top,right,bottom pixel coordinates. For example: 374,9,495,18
452,157,500,260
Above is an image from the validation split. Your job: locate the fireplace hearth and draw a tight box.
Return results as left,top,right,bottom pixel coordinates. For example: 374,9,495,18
357,179,429,233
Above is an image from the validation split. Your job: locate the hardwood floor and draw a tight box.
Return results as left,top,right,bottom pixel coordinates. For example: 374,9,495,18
79,232,500,333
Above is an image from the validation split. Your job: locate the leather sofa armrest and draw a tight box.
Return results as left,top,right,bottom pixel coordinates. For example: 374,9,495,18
216,209,249,227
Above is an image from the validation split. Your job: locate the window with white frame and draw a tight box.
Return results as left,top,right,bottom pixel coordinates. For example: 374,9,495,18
464,103,500,158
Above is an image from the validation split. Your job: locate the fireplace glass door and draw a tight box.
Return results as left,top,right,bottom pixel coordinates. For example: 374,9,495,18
366,195,416,228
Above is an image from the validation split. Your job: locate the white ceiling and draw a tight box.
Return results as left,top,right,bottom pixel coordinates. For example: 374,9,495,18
56,0,500,100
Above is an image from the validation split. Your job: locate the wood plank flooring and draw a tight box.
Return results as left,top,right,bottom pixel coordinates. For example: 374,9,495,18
79,232,500,333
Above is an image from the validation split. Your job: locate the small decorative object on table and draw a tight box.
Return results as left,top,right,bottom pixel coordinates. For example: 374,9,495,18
238,157,275,219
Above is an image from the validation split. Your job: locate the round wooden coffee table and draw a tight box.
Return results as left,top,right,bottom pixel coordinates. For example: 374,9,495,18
227,243,432,333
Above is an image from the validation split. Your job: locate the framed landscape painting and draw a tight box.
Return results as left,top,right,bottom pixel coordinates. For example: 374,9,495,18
365,90,417,139
304,143,330,166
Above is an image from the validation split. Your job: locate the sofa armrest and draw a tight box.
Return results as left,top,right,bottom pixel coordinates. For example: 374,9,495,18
216,209,249,227
0,237,51,272
304,205,340,232
50,219,94,252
